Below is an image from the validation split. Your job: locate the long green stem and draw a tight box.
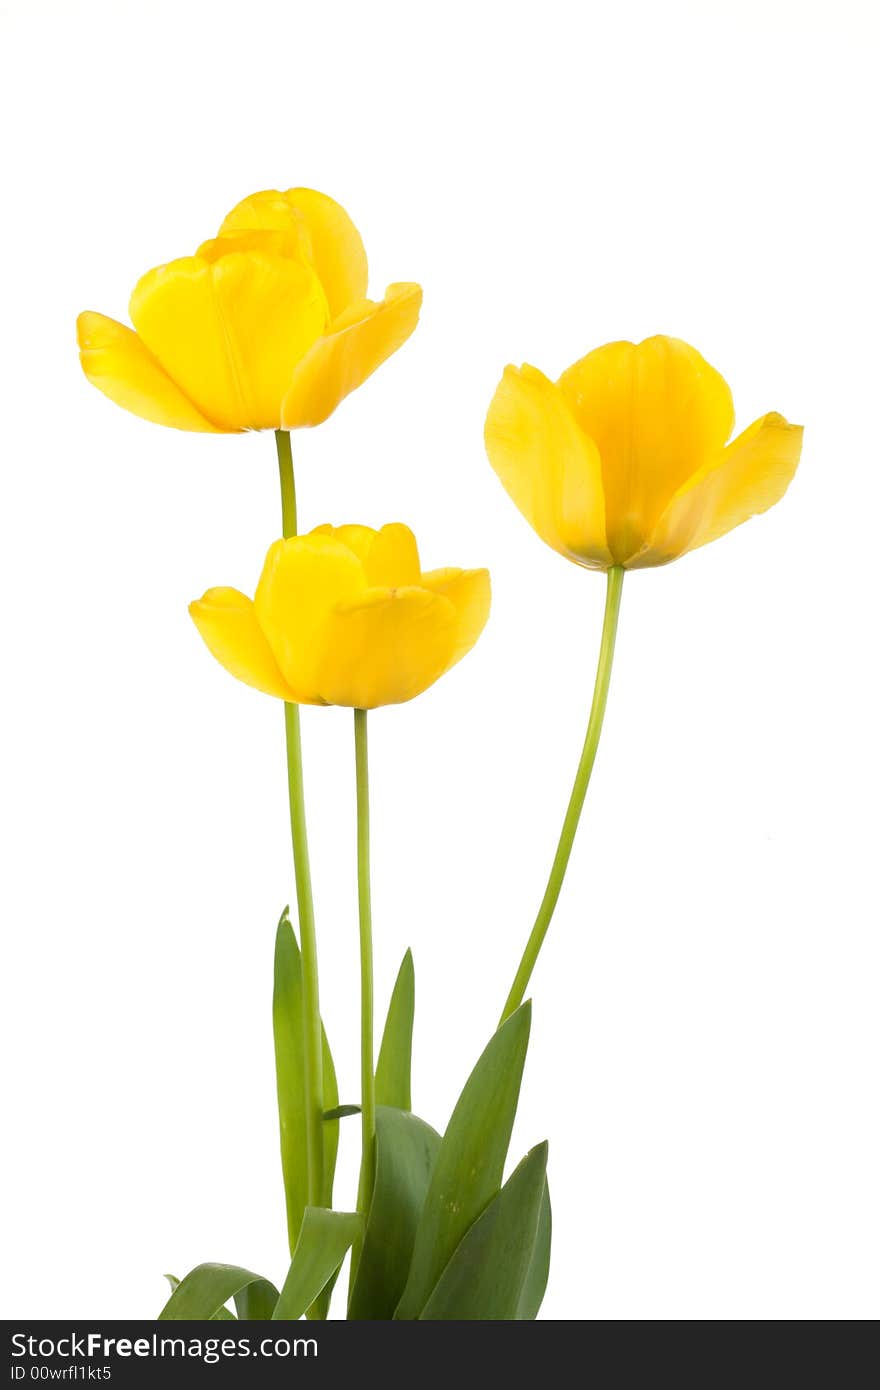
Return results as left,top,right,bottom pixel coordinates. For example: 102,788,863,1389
276,429,324,1213
276,428,298,539
500,565,624,1025
354,708,376,1221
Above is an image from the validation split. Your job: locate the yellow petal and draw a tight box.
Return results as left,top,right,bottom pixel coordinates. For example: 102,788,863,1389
364,523,421,586
315,587,458,708
254,534,367,699
129,252,327,431
419,568,491,668
76,311,222,432
219,187,368,319
484,364,611,569
558,336,735,564
310,523,378,568
638,412,804,566
281,283,422,429
196,226,314,266
311,523,421,586
188,587,297,700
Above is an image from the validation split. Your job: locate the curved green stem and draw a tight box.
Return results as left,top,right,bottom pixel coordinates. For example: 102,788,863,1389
500,565,624,1025
354,708,376,1220
276,429,324,1213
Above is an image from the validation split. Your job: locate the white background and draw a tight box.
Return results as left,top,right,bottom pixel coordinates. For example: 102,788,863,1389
1,0,878,1322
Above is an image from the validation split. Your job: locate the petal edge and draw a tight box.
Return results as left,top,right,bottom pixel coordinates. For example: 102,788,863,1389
77,311,222,432
638,411,803,565
281,283,422,429
189,588,298,700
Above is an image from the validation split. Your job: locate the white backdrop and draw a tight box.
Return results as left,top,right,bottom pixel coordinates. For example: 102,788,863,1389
1,0,878,1321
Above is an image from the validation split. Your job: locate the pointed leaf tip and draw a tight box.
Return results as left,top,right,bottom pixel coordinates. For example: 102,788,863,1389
376,948,416,1111
395,1005,532,1318
419,1141,549,1320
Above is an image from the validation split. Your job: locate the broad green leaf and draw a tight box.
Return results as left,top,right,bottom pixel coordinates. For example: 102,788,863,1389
163,1272,237,1319
375,949,415,1110
273,914,341,1260
234,1279,279,1320
420,1143,548,1319
348,1105,441,1320
395,1002,532,1319
159,1264,279,1321
517,1179,552,1319
272,1207,361,1321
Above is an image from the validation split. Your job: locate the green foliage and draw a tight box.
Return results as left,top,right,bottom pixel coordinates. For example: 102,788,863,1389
272,1208,362,1321
395,1002,533,1319
517,1179,552,1320
160,939,551,1324
420,1143,548,1319
375,950,415,1110
349,1105,440,1319
158,1264,279,1321
273,913,340,1247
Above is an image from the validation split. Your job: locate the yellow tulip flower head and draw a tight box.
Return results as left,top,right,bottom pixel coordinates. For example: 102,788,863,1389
485,336,803,570
77,188,422,433
190,524,490,709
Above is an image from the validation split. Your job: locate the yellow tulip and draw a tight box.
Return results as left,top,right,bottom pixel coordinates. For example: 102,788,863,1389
77,188,422,433
190,524,490,709
485,335,803,569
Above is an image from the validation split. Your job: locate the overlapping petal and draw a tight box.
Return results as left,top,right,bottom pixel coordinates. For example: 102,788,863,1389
484,364,611,569
311,522,421,586
219,187,368,318
639,412,803,566
557,337,735,563
487,336,801,570
315,587,459,708
129,251,327,431
281,284,423,429
188,588,298,699
76,311,221,432
418,568,492,668
190,526,490,709
254,534,366,700
78,187,420,434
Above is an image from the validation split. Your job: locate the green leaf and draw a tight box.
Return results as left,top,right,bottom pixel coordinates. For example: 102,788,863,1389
375,949,415,1110
158,1264,279,1321
234,1279,279,1320
320,1022,340,1207
517,1178,552,1319
211,1306,237,1321
312,1006,340,1321
348,1105,441,1320
273,914,341,1257
323,1104,360,1121
395,1002,532,1319
272,1207,362,1321
420,1143,548,1319
274,915,309,1255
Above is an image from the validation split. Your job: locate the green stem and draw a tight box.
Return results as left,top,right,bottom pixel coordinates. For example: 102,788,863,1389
354,707,376,1221
276,428,298,538
276,429,324,1214
500,565,624,1025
